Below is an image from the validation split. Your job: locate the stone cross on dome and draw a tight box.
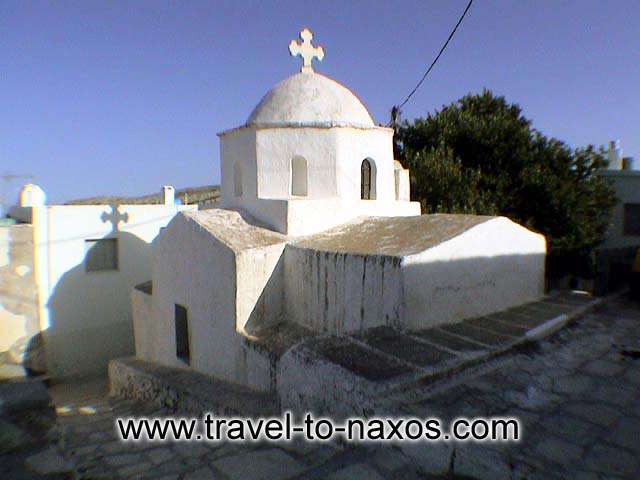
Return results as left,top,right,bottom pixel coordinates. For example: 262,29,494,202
289,28,324,73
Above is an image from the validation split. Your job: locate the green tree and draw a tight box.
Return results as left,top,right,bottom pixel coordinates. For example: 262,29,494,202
397,90,617,278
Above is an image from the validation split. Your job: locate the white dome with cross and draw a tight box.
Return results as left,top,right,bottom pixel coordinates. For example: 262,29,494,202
218,28,420,236
248,28,374,129
247,72,375,129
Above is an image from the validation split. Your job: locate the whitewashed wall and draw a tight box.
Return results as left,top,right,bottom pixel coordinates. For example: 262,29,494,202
236,243,285,335
131,288,153,361
256,128,338,199
17,203,195,379
148,213,282,391
286,197,420,237
0,225,39,362
335,128,396,202
151,214,237,377
284,247,404,333
403,217,546,329
220,128,257,203
283,217,545,334
219,125,419,237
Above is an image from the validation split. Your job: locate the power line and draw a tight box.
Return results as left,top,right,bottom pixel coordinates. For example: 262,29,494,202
393,0,474,117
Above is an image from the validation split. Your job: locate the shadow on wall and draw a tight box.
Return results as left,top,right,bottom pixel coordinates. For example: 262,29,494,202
243,252,285,336
46,216,153,379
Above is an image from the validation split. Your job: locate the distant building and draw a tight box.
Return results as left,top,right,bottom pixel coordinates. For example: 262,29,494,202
1,184,195,379
598,140,640,249
595,141,640,293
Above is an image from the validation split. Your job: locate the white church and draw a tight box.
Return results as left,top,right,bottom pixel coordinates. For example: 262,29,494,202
127,29,546,403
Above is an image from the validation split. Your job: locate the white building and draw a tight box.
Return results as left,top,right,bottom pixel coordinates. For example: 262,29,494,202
598,140,640,249
219,67,419,236
129,30,546,396
2,185,195,379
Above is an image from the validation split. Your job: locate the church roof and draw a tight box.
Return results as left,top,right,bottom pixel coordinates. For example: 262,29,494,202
246,72,375,129
291,214,497,257
183,209,285,252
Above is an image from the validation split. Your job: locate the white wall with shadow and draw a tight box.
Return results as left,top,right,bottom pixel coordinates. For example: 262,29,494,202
41,203,191,379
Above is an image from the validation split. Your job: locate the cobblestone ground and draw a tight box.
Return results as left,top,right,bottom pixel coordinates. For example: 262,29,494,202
50,298,640,479
398,297,640,479
52,378,423,480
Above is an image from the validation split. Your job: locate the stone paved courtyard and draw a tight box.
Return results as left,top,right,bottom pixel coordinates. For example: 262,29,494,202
35,296,640,479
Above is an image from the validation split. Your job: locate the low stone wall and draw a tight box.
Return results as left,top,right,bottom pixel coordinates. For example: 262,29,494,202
109,357,278,416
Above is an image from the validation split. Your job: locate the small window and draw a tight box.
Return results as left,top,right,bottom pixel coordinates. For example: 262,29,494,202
361,158,376,200
624,203,640,236
175,304,190,365
291,156,308,196
85,238,118,272
233,162,243,197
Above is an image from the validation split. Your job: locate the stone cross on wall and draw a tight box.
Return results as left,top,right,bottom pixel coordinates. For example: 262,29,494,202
101,204,129,232
289,28,324,73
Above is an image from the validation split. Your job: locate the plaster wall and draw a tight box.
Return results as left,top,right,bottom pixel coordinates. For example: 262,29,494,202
218,197,419,238
36,203,193,379
131,288,153,361
402,217,546,329
220,128,257,203
236,243,286,335
218,124,419,237
335,128,396,201
220,197,289,236
284,247,403,333
286,198,420,236
151,215,237,379
0,225,39,360
395,167,411,201
149,214,275,390
255,128,338,199
597,171,640,249
0,228,7,268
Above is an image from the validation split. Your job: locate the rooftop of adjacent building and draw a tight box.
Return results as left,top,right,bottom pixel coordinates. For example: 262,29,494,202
182,209,507,257
183,208,286,252
291,214,498,257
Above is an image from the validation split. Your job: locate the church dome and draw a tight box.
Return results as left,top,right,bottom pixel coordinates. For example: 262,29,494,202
247,72,375,128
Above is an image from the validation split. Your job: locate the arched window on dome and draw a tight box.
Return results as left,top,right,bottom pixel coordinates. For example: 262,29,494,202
361,158,376,200
233,162,243,197
290,156,308,197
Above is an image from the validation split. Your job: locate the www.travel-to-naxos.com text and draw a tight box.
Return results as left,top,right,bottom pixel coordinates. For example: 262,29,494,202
116,412,520,443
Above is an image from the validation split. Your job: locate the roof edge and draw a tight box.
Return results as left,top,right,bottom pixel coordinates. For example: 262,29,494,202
217,122,392,137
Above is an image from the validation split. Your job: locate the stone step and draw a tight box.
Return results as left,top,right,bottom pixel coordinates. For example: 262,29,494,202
110,292,605,417
376,292,605,409
109,357,279,417
278,292,604,415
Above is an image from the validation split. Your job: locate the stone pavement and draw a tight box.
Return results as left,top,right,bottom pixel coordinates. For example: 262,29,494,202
51,378,415,480
395,296,640,478
45,296,640,479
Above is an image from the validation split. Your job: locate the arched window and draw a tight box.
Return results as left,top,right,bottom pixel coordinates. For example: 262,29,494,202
291,156,308,197
361,158,376,200
233,162,243,197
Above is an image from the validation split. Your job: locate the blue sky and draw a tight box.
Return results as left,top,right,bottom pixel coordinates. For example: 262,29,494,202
2,1,638,205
